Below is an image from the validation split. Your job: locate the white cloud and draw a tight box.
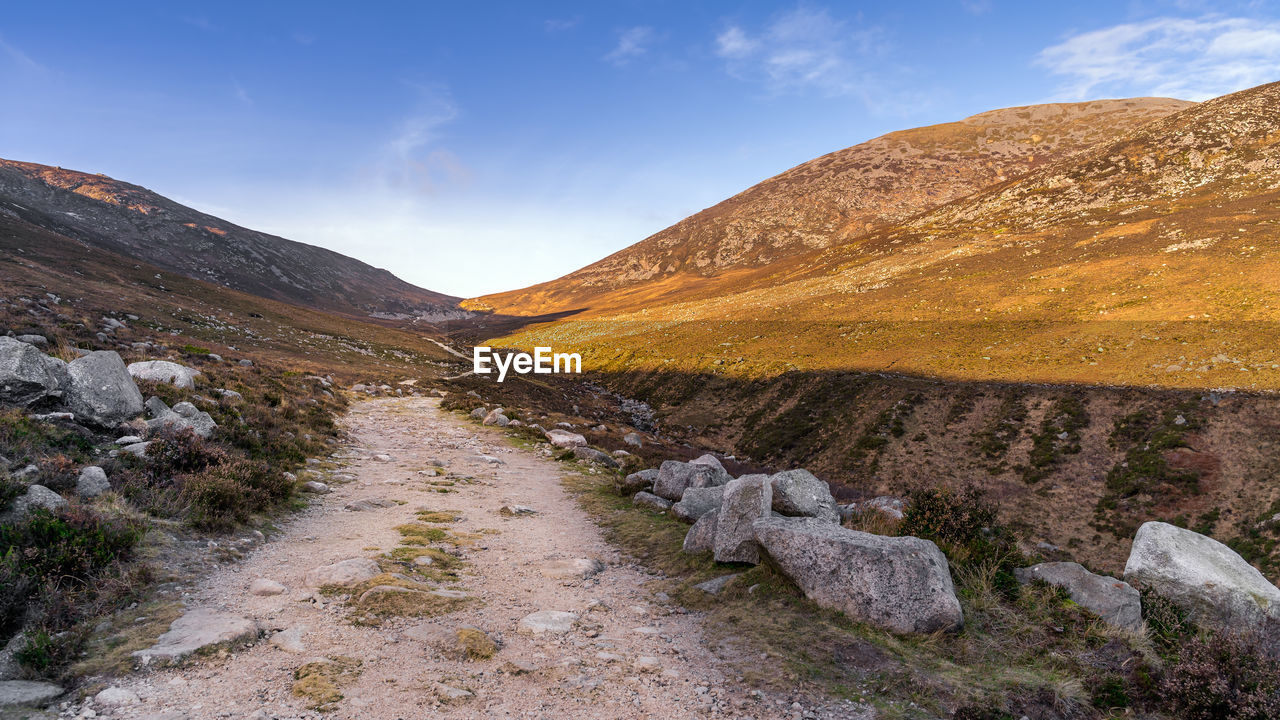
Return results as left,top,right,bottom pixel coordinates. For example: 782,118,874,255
233,80,252,105
371,85,469,195
713,7,887,98
1037,16,1280,101
544,17,581,33
604,26,655,66
715,26,758,58
0,36,46,73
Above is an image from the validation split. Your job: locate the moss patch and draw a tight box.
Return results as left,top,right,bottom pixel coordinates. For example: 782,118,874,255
455,627,497,660
292,656,362,710
415,509,461,523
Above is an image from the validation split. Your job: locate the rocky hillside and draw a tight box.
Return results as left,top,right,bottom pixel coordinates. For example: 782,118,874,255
484,82,1280,390
471,97,1191,315
0,159,466,321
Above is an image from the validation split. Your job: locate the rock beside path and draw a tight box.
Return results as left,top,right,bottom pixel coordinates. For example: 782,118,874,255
754,516,964,634
713,475,771,563
76,466,111,498
132,609,260,665
616,468,657,494
0,336,63,407
632,491,671,511
0,484,66,523
1015,562,1142,631
1124,521,1280,635
770,469,840,523
63,351,145,427
671,485,724,523
683,511,718,554
0,680,64,707
653,460,731,501
545,429,587,449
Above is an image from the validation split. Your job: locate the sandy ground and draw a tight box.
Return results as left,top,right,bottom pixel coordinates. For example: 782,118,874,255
65,397,874,720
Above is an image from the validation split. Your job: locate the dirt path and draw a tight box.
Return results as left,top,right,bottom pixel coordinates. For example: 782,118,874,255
80,397,867,720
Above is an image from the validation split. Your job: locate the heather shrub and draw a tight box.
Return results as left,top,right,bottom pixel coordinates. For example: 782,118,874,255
181,457,290,530
898,485,1021,571
0,505,144,581
1161,633,1280,720
146,427,226,476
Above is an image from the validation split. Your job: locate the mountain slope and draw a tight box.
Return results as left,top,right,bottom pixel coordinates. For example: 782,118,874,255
484,82,1280,390
0,159,465,321
471,98,1192,315
0,209,458,374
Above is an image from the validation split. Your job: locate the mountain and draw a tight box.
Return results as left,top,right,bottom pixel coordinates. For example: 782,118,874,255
0,159,466,321
0,207,459,375
470,97,1192,316
477,82,1280,390
467,82,1280,578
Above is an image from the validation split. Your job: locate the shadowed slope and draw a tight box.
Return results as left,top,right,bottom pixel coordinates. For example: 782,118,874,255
0,159,465,321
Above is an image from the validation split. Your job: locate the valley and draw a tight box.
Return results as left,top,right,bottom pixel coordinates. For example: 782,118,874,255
3,77,1280,720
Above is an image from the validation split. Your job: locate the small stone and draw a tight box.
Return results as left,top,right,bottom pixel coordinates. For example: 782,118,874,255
249,578,286,596
94,686,140,706
304,558,380,587
434,683,473,702
694,573,740,596
517,610,578,634
300,481,330,494
499,504,537,516
269,626,307,654
539,558,605,580
633,656,661,673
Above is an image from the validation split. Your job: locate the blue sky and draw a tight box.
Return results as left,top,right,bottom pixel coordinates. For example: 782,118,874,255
3,1,1280,297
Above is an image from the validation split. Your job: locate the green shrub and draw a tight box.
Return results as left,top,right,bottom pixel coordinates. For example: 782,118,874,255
0,471,22,511
0,506,144,581
898,485,1023,594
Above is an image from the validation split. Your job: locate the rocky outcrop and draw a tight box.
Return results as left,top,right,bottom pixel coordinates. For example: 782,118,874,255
304,558,381,588
145,398,217,439
127,360,200,390
482,408,510,426
131,609,259,665
0,336,63,406
0,680,64,708
753,516,963,634
713,475,772,563
63,351,144,427
1124,521,1280,635
1015,562,1142,631
770,469,840,523
671,486,724,523
653,460,732,501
